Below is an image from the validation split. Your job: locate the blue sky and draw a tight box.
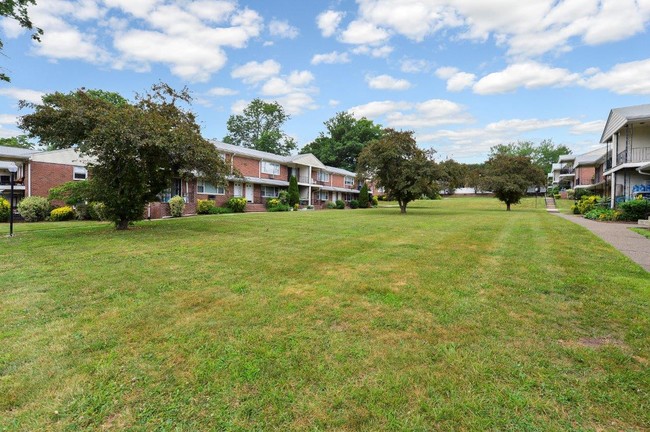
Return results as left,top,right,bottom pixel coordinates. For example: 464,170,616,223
1,0,650,163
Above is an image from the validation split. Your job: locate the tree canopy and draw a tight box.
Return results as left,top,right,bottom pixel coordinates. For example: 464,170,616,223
438,159,468,195
301,112,382,172
1,0,42,82
480,154,545,211
20,83,229,229
223,99,297,156
0,135,34,149
489,139,571,174
357,129,438,214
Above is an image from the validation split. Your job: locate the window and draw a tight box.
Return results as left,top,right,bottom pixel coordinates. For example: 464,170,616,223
261,161,280,176
344,176,354,186
319,191,329,201
197,181,225,195
317,171,330,182
261,186,280,197
73,166,87,180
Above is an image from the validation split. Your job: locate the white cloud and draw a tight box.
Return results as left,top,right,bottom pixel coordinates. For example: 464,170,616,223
0,87,45,104
231,60,282,84
366,74,411,90
400,58,433,73
269,19,299,39
329,99,340,107
570,120,606,135
346,0,650,58
583,59,650,94
1,17,27,38
473,62,581,95
420,117,591,159
317,10,344,37
259,70,317,115
435,67,476,92
348,100,411,118
386,99,471,128
22,1,263,81
339,20,390,45
231,99,248,115
311,51,350,65
207,87,238,97
0,114,18,125
351,44,393,58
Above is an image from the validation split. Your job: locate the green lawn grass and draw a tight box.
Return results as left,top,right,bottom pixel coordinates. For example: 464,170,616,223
554,197,575,214
2,198,649,431
631,227,650,239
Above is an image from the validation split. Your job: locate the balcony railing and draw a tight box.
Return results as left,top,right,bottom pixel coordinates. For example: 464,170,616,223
616,146,650,165
605,158,612,170
559,168,574,175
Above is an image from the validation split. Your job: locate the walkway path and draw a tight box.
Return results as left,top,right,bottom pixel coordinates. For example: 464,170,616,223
553,213,650,272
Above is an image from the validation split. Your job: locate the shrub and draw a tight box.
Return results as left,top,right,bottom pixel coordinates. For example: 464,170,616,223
553,194,561,200
570,204,581,214
227,197,246,213
266,198,289,212
377,194,387,201
618,198,650,221
266,198,280,209
575,195,602,214
358,184,369,208
50,206,76,221
169,195,185,217
350,199,359,209
0,197,9,222
208,206,232,215
293,203,300,211
371,196,379,207
17,196,50,222
278,190,289,205
566,189,575,200
584,208,621,221
197,199,216,214
335,199,345,209
288,176,300,207
88,202,107,221
268,203,290,212
574,188,595,201
326,201,337,209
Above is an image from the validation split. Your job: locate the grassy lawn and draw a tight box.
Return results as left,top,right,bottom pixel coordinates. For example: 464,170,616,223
1,198,649,431
631,227,650,239
554,197,575,214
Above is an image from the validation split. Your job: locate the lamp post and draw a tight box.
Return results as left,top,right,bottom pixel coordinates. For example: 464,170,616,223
8,163,17,237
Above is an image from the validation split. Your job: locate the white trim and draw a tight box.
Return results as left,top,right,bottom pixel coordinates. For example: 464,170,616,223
73,166,88,180
261,161,281,176
197,180,225,195
28,162,31,196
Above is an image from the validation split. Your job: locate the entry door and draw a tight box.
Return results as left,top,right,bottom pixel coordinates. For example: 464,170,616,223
245,183,254,203
234,182,243,197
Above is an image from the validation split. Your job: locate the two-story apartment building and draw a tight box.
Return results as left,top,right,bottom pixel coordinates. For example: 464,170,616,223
572,147,608,195
600,104,650,206
149,141,363,218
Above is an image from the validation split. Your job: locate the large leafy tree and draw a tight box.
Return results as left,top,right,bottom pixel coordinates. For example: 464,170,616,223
490,139,571,174
357,129,438,214
1,0,42,82
19,83,229,229
438,159,467,195
223,98,297,156
301,112,382,171
480,154,545,211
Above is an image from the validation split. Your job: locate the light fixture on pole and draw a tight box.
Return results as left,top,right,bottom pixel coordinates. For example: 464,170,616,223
7,163,17,237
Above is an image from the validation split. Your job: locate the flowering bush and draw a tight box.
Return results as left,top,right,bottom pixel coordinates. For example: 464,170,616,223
0,197,9,222
197,199,215,214
227,197,246,213
50,206,76,221
17,196,50,222
169,195,185,217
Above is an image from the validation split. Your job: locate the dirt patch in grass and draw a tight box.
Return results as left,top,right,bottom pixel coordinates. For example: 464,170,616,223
559,336,628,349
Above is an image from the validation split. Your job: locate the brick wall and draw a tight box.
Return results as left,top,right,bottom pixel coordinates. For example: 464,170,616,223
233,156,260,177
331,174,345,188
30,161,76,198
575,166,596,186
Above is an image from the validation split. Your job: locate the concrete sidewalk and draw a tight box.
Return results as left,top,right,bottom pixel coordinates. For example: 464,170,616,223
554,213,650,272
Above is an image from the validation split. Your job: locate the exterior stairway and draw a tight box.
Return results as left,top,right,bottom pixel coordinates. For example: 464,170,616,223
545,196,559,213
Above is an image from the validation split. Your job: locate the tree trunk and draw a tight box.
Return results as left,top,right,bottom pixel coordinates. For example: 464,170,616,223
398,200,407,214
506,203,511,211
116,218,130,230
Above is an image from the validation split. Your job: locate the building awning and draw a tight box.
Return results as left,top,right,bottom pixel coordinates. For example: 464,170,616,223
320,186,360,194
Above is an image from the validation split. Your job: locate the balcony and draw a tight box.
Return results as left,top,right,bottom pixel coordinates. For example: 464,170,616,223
616,146,650,165
559,168,574,175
